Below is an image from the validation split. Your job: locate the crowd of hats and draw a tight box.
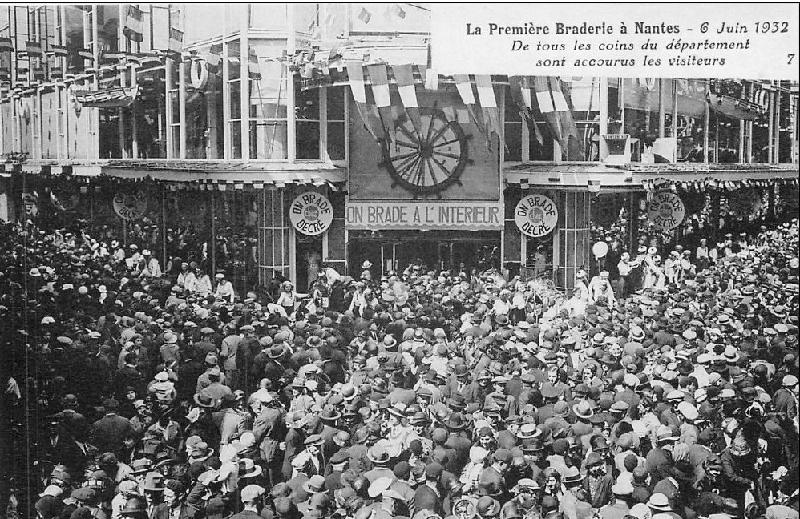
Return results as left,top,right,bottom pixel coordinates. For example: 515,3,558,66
0,217,799,519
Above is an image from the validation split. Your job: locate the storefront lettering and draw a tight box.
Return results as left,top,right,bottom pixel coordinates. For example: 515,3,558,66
647,190,686,230
112,191,147,221
290,192,333,236
514,193,558,237
346,202,503,230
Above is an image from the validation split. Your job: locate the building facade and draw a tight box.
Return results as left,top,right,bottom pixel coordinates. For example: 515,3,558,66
1,3,798,292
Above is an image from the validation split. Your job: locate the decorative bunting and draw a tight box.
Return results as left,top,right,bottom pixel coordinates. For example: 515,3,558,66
475,74,501,147
390,4,406,19
366,64,394,140
532,77,583,160
168,28,184,53
346,61,366,103
453,74,475,104
508,76,543,145
358,7,372,24
393,63,421,133
346,61,383,142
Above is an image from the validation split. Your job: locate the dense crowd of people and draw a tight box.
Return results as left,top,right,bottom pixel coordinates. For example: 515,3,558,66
0,215,798,519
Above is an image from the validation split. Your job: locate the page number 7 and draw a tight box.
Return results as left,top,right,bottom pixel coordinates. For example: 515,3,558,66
789,54,796,64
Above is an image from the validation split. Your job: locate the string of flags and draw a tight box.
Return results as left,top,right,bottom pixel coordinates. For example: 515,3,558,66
642,175,799,192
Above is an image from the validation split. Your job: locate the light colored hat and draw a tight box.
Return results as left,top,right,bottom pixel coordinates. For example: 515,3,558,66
39,485,63,498
647,493,672,512
240,484,265,503
677,401,698,421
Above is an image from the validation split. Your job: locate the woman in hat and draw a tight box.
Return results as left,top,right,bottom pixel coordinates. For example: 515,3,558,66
194,268,213,297
276,281,299,317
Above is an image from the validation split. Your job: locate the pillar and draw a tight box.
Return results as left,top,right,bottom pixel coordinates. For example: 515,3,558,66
503,187,522,277
556,190,592,290
325,190,347,274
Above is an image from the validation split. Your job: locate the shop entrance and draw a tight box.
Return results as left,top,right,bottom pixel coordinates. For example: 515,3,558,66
295,234,323,292
348,231,501,277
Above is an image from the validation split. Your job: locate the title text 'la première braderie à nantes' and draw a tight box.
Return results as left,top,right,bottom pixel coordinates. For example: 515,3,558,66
463,21,758,67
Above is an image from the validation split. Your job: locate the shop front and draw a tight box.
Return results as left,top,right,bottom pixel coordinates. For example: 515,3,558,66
345,87,504,277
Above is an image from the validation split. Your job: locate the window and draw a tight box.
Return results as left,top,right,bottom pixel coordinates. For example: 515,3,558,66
227,40,242,159
135,67,166,158
504,89,522,162
185,58,224,159
295,77,320,159
62,6,86,73
99,72,123,159
326,86,346,161
249,42,288,159
166,58,180,158
503,80,599,162
96,5,119,53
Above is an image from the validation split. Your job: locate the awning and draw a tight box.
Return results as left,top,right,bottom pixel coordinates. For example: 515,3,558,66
505,162,799,190
93,160,346,190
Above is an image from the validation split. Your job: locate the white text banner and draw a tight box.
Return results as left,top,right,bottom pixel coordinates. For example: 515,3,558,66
346,202,504,231
431,3,799,79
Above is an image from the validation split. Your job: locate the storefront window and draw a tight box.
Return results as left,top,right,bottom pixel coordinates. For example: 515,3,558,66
249,42,288,159
778,90,793,163
186,61,224,159
98,74,122,159
589,193,632,278
96,5,119,53
166,58,180,158
326,86,346,161
295,77,320,159
63,6,86,73
135,67,166,158
709,112,740,163
228,41,242,158
504,89,522,162
214,190,259,295
525,236,553,279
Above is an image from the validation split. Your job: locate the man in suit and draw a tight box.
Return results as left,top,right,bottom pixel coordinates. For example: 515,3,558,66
414,462,445,517
89,398,134,457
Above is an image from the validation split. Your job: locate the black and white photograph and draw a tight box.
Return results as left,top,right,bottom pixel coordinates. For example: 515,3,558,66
0,3,798,519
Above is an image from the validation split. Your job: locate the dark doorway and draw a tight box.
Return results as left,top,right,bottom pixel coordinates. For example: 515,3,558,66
296,234,323,292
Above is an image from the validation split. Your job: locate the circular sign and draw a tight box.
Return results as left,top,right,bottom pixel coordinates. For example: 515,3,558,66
647,190,686,230
290,192,333,236
592,241,609,258
514,193,558,237
113,191,148,221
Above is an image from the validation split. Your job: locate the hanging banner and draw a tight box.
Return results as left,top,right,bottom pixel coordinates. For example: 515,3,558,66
290,192,334,236
647,190,686,230
515,193,558,237
22,192,39,218
346,201,503,231
72,86,140,108
113,190,148,220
